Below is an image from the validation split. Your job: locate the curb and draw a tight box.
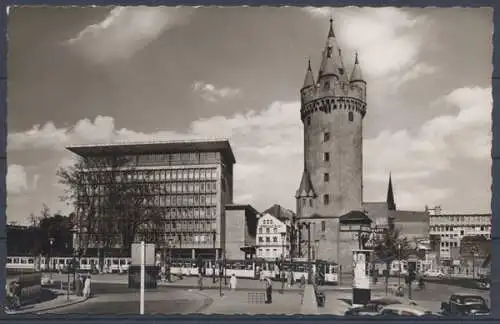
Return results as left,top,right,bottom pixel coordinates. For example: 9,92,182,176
15,297,89,315
188,290,214,314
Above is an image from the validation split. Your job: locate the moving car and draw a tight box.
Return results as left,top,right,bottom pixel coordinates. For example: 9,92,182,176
344,298,402,316
440,293,490,316
378,304,434,317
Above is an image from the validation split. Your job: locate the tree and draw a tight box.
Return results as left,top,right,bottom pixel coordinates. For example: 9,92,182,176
57,154,162,255
372,226,411,294
38,213,73,256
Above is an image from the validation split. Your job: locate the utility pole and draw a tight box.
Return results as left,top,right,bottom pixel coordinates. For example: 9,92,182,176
307,223,312,284
281,232,285,294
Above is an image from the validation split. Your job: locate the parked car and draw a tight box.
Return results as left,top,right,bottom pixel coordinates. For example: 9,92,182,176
344,298,402,316
423,270,445,279
440,293,490,316
377,304,434,317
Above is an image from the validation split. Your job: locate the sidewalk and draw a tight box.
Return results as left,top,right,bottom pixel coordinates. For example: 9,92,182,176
7,290,87,315
200,289,303,315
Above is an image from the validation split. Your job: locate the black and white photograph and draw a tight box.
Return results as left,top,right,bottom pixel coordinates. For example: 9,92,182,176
5,6,493,316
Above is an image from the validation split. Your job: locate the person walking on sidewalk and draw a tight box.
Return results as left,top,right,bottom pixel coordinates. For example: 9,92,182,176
264,277,273,304
229,273,238,292
83,275,92,298
198,273,204,291
259,270,265,282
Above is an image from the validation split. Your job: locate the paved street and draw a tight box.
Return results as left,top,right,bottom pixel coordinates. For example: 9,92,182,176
42,285,211,315
40,273,490,315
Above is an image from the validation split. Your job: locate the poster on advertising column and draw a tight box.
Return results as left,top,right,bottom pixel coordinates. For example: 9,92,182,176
352,249,371,306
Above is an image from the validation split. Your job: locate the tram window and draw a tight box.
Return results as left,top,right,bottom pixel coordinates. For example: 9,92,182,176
7,258,12,263
28,259,34,264
13,258,19,264
113,260,119,265
20,259,27,264
59,260,65,264
81,259,88,265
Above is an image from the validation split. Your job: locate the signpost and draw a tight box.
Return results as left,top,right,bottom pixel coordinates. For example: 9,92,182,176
140,241,145,315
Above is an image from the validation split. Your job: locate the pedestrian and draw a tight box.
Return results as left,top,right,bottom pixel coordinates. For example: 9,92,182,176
83,275,92,298
300,274,306,288
12,282,21,309
198,273,203,291
264,276,273,304
75,275,83,297
229,273,238,291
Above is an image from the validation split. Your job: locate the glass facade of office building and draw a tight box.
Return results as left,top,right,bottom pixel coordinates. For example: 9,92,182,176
70,141,235,259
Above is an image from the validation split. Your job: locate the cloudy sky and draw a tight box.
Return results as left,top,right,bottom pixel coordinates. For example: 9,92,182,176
7,6,492,225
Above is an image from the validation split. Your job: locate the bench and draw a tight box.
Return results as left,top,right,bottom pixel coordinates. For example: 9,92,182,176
247,292,266,304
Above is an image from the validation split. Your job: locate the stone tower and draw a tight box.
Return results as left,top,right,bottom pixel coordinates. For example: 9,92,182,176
295,18,367,266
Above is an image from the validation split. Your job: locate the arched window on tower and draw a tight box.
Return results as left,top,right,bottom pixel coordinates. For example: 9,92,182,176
324,81,330,90
307,116,311,126
348,111,354,122
309,199,313,207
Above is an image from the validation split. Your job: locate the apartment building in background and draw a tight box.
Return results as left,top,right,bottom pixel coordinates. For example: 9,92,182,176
256,213,290,260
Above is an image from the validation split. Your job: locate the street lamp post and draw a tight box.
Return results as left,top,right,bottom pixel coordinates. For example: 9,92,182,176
49,237,55,278
280,232,285,294
397,243,402,287
167,239,173,282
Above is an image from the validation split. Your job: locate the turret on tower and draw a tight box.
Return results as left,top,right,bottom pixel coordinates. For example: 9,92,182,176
349,52,366,101
301,59,316,104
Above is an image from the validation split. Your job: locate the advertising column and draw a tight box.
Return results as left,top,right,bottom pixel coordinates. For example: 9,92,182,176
352,249,371,306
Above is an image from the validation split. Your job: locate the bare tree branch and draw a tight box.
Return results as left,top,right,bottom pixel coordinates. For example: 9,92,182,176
57,154,164,254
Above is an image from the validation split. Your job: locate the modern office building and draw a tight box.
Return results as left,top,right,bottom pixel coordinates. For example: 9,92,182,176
427,206,491,260
66,139,235,260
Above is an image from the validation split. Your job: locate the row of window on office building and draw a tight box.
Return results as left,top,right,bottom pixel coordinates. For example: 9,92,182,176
136,232,216,245
131,152,222,165
429,215,491,224
85,192,219,208
430,225,490,233
85,181,219,196
85,168,220,183
138,219,217,233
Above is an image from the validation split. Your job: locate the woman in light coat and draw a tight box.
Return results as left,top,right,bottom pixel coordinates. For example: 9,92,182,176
229,274,238,291
83,275,92,298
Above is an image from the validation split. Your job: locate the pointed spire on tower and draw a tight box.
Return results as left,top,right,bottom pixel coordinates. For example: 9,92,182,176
350,51,365,83
328,16,335,38
318,17,342,81
302,58,315,89
295,168,316,198
387,172,396,211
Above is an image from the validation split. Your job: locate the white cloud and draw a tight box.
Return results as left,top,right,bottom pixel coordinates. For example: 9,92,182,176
7,164,29,194
364,86,491,207
7,86,491,211
303,7,435,86
192,81,241,103
66,6,193,64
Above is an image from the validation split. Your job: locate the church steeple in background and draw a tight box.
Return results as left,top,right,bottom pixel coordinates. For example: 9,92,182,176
387,173,396,211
